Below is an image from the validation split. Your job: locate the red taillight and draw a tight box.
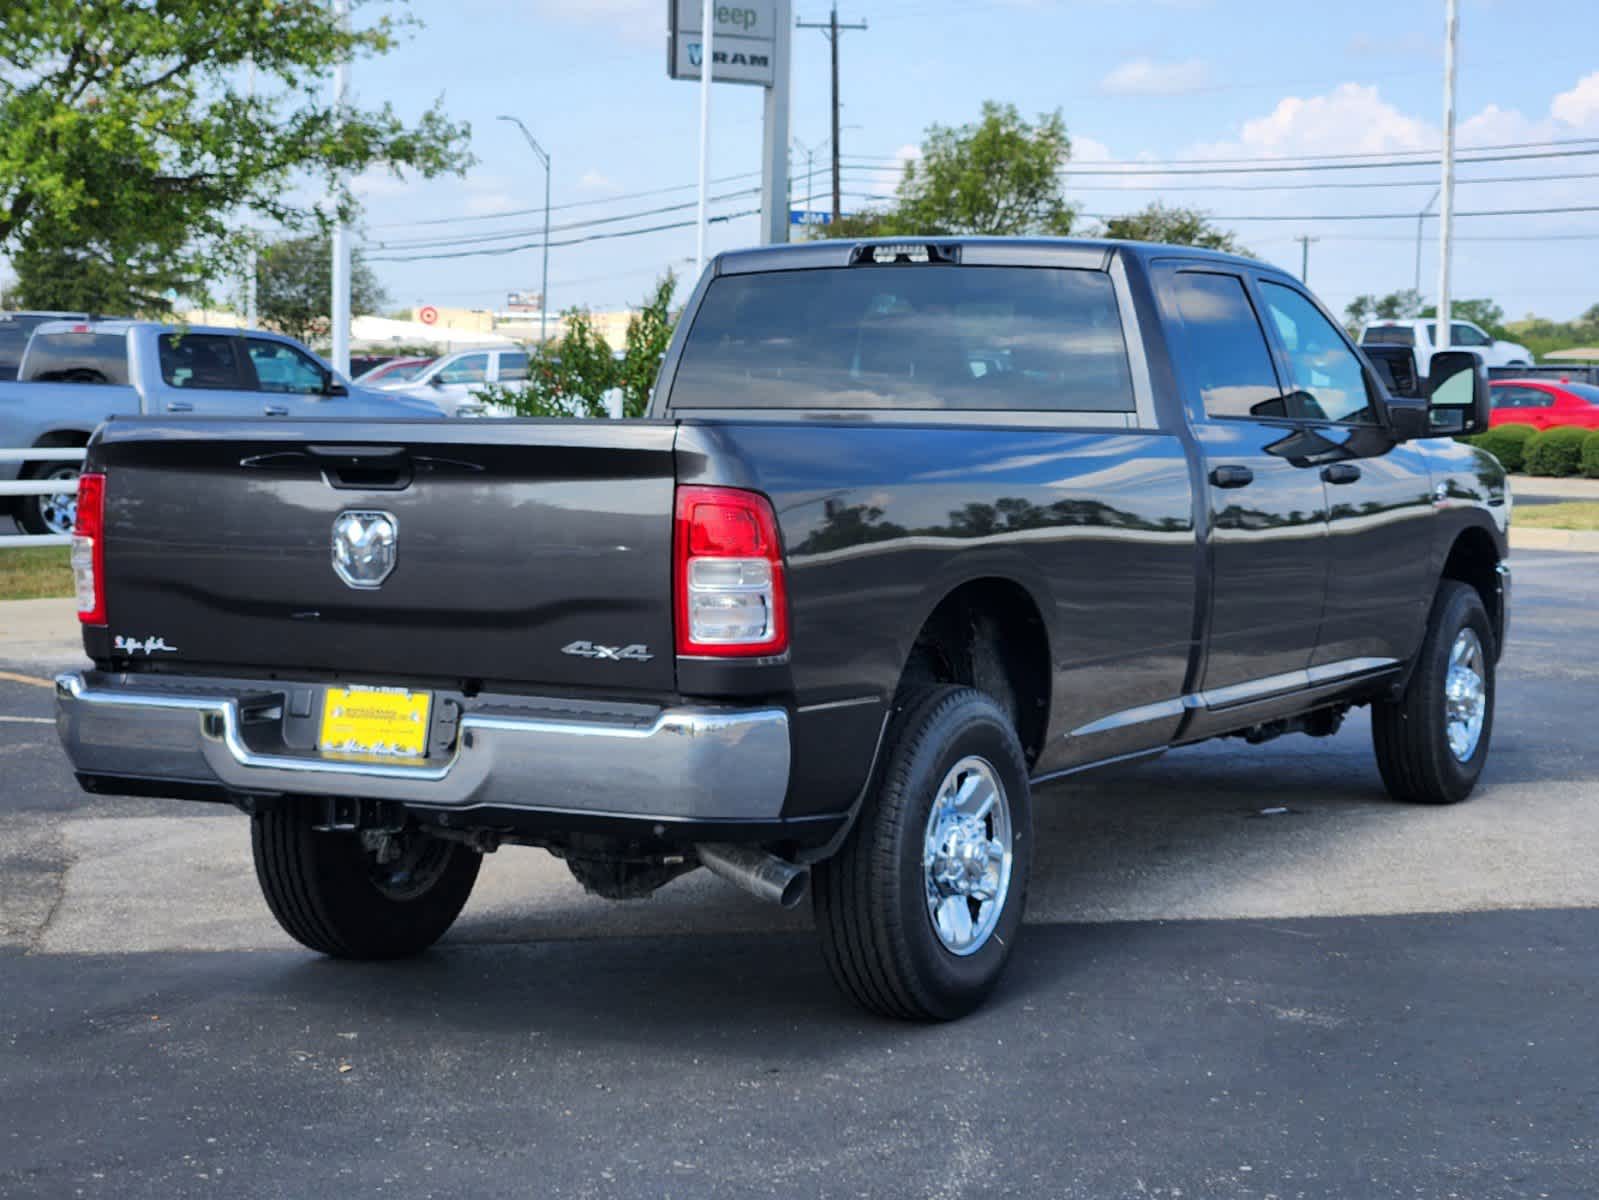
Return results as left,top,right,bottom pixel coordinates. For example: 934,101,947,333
72,472,106,625
674,485,788,657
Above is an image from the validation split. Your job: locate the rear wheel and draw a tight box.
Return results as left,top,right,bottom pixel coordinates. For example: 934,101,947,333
17,461,80,536
1372,581,1495,804
251,806,481,958
814,686,1033,1021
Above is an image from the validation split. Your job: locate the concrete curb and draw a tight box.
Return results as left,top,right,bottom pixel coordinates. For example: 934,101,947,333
1510,527,1599,553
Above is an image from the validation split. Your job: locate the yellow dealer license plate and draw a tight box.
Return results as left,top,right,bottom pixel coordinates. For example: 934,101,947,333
319,686,431,759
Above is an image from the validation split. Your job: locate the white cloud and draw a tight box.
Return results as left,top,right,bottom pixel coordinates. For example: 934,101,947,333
1551,71,1599,131
1203,82,1433,158
1457,103,1553,149
1100,57,1212,97
579,170,624,194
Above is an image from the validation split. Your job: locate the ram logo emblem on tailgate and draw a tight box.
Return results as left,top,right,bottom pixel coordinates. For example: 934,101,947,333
332,511,398,589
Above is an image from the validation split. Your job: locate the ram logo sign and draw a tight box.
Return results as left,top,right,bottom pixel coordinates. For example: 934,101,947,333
668,0,776,88
332,511,398,590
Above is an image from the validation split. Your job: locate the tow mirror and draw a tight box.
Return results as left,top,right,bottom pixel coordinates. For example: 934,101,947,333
1426,350,1491,437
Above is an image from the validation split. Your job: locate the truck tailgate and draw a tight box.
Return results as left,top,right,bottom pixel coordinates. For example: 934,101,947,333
91,419,679,693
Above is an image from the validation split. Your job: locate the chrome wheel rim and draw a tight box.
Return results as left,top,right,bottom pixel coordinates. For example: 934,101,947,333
37,465,80,535
1444,628,1488,762
922,755,1013,957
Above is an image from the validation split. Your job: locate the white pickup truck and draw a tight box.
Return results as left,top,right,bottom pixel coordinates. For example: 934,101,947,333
1360,318,1533,376
0,320,443,535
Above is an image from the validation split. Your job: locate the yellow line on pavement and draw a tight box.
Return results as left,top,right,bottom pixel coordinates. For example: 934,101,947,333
0,669,53,689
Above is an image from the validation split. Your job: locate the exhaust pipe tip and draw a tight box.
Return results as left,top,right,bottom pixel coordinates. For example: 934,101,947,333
695,843,810,909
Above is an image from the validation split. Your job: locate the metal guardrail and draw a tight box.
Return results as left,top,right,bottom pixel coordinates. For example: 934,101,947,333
0,447,85,548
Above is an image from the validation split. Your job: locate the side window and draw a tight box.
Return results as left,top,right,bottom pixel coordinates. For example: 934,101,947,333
1258,281,1376,424
158,334,247,390
245,339,328,394
1166,271,1282,421
1452,323,1490,347
498,351,530,382
436,353,488,385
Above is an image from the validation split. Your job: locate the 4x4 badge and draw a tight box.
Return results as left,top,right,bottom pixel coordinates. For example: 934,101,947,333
561,641,654,663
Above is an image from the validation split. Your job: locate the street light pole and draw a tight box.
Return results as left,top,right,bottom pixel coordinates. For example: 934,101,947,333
1435,0,1460,351
497,115,552,344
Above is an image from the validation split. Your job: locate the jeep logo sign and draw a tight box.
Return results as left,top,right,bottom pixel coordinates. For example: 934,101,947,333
668,0,777,88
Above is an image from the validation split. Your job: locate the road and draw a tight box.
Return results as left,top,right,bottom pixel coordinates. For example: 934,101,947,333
1,553,1596,1198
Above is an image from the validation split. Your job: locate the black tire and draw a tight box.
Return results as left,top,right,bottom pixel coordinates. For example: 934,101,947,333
814,686,1033,1021
251,806,481,959
1372,580,1495,805
17,460,81,536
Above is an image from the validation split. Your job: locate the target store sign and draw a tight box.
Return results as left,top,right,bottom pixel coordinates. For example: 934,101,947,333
418,305,439,325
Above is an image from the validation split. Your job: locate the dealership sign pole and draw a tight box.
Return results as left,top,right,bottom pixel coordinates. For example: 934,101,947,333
670,1,791,261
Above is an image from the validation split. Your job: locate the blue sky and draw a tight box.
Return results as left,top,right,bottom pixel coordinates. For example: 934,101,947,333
346,0,1599,324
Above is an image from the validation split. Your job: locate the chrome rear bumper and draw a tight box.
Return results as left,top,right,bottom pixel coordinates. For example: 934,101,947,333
55,672,791,823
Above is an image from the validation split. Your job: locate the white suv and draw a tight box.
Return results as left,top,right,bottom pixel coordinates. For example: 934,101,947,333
1360,318,1533,375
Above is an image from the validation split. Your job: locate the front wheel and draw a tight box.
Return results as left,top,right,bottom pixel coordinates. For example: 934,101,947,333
813,686,1033,1021
1371,581,1495,804
251,807,481,958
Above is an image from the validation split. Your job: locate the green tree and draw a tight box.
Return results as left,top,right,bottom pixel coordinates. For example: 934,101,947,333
1420,298,1508,339
255,235,386,347
9,216,184,314
0,1,471,299
1375,289,1423,319
616,271,678,418
823,102,1075,238
1100,203,1247,255
476,274,681,419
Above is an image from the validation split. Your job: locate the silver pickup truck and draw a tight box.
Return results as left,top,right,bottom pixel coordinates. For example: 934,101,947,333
0,320,444,534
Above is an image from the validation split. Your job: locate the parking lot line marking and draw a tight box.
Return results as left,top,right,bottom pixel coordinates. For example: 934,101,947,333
0,716,52,725
0,670,53,689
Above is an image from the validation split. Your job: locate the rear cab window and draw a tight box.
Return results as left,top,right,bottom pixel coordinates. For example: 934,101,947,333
1361,325,1416,348
667,265,1136,413
20,330,131,385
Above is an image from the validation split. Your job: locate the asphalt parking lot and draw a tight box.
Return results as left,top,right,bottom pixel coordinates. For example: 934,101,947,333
2,554,1597,1199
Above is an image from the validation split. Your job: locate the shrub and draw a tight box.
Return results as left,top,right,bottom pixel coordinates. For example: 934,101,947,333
1523,425,1590,476
1582,429,1599,479
1471,422,1538,473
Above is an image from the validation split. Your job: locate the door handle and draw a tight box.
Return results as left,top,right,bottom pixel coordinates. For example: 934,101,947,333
1209,464,1255,489
166,401,194,413
1321,463,1362,485
263,404,290,417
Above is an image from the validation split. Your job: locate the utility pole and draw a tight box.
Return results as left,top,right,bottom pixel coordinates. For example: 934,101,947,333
1294,234,1319,283
1435,0,1459,352
330,0,351,377
497,116,551,344
1415,185,1441,298
244,57,258,330
797,5,867,223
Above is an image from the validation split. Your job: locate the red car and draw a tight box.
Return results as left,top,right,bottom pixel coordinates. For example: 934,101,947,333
1488,378,1599,429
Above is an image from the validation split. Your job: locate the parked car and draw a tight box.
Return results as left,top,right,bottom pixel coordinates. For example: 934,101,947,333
378,346,529,416
0,321,444,535
1489,377,1599,429
54,238,1508,1020
1361,318,1533,375
353,356,433,387
0,310,88,381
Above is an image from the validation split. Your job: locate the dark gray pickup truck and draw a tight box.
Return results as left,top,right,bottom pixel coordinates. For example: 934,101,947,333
55,238,1510,1019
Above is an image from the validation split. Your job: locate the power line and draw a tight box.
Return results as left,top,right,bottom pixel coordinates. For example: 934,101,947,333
366,188,760,251
365,208,760,264
365,169,764,230
1057,147,1599,178
1077,204,1599,222
839,166,1599,195
839,135,1599,170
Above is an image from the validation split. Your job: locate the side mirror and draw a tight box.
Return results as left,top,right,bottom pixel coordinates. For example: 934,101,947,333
428,374,444,388
324,379,348,398
1425,349,1490,437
